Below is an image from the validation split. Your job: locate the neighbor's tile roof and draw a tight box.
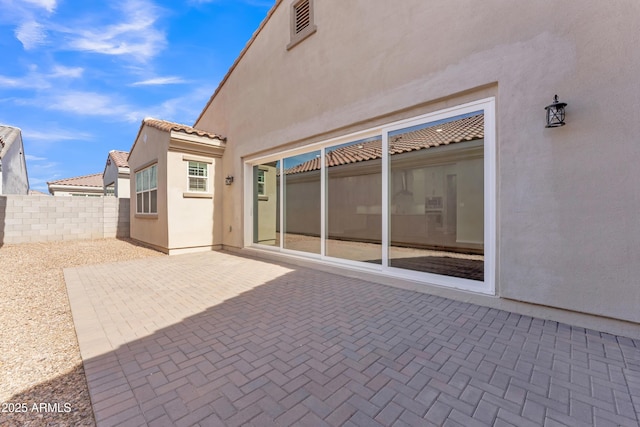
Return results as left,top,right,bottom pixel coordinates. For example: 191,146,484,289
47,173,104,188
284,113,484,175
109,150,129,168
143,118,224,140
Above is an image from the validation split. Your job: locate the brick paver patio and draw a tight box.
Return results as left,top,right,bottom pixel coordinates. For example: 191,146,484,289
64,251,640,426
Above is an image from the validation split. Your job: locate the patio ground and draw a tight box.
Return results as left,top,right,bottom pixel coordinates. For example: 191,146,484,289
64,250,640,426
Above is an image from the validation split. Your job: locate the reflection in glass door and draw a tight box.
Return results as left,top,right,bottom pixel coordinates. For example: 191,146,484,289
253,162,280,246
283,151,321,254
325,137,382,263
388,112,485,281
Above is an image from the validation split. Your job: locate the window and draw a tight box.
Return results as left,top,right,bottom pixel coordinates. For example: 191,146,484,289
257,169,266,196
188,161,208,192
105,183,115,197
287,0,316,49
135,164,157,214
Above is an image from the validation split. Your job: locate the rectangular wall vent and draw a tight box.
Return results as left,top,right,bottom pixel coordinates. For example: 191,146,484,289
294,0,311,34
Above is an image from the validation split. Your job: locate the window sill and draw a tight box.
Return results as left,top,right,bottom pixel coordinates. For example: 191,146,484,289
135,213,158,219
258,195,269,201
183,192,213,199
286,25,317,50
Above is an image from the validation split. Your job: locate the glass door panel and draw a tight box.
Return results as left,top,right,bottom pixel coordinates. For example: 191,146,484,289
325,137,382,263
283,151,321,254
388,112,485,281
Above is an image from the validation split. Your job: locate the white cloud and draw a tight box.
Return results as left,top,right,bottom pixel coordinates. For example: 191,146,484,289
45,91,136,119
24,127,93,142
15,20,47,49
21,0,57,12
25,154,47,161
141,84,216,124
131,76,187,86
0,76,23,88
0,64,84,89
50,65,84,78
62,0,166,61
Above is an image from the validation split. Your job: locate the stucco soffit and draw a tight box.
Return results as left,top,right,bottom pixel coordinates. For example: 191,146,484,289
168,131,226,158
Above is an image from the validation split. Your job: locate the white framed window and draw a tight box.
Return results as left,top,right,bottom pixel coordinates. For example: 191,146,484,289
188,161,208,192
135,164,157,214
257,169,266,196
245,98,496,295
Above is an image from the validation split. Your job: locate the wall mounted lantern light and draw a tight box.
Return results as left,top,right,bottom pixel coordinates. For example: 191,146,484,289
545,95,567,128
225,175,234,185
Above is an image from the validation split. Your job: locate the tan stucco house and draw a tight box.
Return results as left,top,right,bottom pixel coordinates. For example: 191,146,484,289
127,118,225,254
47,173,104,197
0,125,29,195
128,1,640,329
102,150,130,197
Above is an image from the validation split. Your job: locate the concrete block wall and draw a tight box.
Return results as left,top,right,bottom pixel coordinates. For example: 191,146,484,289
0,195,130,245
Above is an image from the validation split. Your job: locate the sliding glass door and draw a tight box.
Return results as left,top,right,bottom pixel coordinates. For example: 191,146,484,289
248,99,494,292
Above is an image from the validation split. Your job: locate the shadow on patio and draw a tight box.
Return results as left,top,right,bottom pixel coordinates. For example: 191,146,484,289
13,251,640,426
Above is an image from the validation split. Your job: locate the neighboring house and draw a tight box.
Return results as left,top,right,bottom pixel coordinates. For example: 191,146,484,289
28,189,49,196
130,1,640,327
47,173,104,197
103,150,130,197
127,118,225,254
0,125,29,195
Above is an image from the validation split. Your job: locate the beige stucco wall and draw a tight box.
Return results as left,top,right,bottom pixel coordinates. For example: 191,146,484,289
128,126,169,251
117,175,130,198
103,161,130,198
196,2,640,323
165,151,223,253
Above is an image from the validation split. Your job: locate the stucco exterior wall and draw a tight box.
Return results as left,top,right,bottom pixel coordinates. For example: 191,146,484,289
0,195,128,245
128,126,169,251
117,175,130,198
103,162,130,198
196,1,640,323
1,131,29,195
165,151,223,253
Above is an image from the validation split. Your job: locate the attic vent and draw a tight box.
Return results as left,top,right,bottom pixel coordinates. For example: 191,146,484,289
294,0,311,34
287,0,316,50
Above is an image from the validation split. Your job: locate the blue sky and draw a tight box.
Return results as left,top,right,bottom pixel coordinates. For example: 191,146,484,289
0,0,274,192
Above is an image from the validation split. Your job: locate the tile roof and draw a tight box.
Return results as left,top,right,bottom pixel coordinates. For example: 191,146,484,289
142,118,224,140
109,150,129,168
284,113,484,175
47,173,104,188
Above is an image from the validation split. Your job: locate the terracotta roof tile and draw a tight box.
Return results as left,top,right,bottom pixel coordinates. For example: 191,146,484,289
109,150,129,168
143,118,224,140
284,113,484,175
47,173,103,188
